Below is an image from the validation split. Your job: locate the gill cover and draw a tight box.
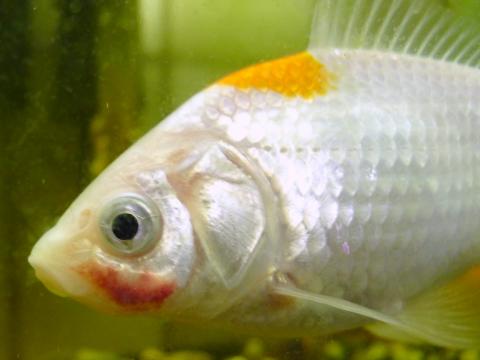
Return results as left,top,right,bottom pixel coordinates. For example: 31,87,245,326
183,143,266,288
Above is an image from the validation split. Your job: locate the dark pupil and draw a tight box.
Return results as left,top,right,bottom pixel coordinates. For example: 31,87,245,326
112,213,139,240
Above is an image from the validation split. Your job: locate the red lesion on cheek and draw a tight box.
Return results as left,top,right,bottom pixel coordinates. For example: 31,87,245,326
78,264,176,311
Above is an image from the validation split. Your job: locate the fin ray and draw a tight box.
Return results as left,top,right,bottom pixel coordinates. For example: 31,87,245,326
359,0,382,47
416,8,449,55
373,1,402,49
341,0,358,48
394,267,480,349
402,2,436,54
274,285,404,327
308,0,480,68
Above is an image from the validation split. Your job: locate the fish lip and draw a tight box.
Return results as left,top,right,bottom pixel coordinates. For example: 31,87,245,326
29,258,69,297
28,250,92,298
28,231,94,298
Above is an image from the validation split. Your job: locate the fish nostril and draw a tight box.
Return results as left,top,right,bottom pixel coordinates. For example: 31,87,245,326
77,209,92,231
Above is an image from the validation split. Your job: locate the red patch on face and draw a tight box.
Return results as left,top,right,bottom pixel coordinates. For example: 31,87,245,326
80,265,176,310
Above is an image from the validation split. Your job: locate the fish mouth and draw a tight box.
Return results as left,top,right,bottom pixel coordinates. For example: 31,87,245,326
28,229,93,299
29,258,69,297
29,250,92,299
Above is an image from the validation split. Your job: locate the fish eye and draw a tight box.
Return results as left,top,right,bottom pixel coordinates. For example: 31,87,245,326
112,213,139,240
99,194,162,255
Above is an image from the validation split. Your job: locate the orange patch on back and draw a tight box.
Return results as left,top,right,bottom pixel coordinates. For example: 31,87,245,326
217,52,333,99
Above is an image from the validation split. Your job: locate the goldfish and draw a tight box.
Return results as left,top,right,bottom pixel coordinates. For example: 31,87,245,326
29,0,480,349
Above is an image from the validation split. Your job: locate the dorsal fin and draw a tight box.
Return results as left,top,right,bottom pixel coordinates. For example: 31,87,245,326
309,0,480,68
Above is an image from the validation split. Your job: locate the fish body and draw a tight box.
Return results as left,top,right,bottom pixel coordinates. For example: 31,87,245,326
29,0,480,348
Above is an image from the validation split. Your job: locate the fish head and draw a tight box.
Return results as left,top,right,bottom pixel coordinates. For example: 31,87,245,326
28,130,200,313
29,91,270,316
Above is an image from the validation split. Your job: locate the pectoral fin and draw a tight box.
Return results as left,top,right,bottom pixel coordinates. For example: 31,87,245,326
274,284,406,328
377,267,480,349
275,267,480,348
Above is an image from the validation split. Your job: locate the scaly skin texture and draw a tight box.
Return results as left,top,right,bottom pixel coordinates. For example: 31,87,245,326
159,49,480,331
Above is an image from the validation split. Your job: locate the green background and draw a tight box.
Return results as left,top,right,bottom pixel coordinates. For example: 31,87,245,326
0,0,479,359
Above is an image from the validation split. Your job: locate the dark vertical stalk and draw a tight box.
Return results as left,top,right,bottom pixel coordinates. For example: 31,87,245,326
89,0,141,175
49,0,99,179
0,1,32,359
0,1,31,109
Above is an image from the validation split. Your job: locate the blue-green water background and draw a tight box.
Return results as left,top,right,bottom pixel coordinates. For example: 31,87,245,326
0,1,479,359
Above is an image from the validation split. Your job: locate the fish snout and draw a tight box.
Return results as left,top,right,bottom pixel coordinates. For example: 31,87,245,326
28,228,92,298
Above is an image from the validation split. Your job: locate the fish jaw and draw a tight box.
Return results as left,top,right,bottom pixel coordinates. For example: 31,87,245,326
28,227,93,299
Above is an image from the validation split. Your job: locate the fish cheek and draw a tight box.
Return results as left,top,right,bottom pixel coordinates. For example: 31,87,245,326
77,262,176,312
